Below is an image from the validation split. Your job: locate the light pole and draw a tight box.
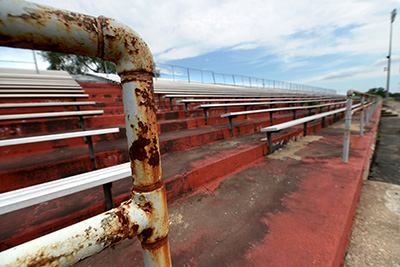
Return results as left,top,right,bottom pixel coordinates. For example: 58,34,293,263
385,9,396,102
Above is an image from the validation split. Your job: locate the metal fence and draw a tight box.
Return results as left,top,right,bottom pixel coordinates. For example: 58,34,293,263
155,62,337,95
0,54,337,95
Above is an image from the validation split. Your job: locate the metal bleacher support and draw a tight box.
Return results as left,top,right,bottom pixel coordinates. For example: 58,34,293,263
195,97,345,125
260,91,380,159
221,101,347,136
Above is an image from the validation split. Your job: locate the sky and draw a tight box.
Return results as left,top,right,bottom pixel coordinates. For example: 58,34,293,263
1,0,400,95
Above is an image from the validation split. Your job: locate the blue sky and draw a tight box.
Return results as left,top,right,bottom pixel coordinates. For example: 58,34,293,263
1,0,400,95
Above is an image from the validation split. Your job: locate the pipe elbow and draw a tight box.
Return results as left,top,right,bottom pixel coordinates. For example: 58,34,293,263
98,16,155,76
346,90,354,97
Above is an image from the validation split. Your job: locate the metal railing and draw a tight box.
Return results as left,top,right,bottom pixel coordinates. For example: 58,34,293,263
0,0,171,266
155,62,337,95
342,90,381,163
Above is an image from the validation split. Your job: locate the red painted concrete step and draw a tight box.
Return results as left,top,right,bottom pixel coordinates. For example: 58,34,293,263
74,108,381,267
0,114,342,249
0,110,340,190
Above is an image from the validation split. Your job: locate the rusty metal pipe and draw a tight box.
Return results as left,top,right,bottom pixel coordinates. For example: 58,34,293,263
0,200,149,266
0,0,170,265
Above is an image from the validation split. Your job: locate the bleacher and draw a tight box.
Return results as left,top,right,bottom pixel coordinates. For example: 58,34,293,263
0,67,356,252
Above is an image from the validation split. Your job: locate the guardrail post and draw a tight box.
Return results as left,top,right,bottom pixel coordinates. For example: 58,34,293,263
360,96,364,136
342,90,353,163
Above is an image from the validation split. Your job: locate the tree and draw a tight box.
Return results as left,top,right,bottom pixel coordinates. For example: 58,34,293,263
40,52,117,75
154,68,161,78
366,87,386,98
366,87,400,98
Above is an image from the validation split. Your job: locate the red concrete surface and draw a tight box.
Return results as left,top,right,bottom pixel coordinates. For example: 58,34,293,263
0,111,342,250
0,80,374,265
74,105,381,267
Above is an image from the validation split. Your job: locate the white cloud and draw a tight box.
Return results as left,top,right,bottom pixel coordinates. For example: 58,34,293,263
296,56,400,84
3,0,400,93
25,0,399,62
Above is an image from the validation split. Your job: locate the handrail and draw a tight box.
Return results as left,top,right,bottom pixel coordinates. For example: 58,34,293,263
0,0,171,266
342,90,381,163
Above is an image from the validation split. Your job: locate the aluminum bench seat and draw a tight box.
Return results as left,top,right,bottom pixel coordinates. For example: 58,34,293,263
0,93,89,98
0,127,119,147
0,89,85,93
0,101,96,108
0,161,130,215
195,98,345,124
221,101,347,136
0,110,104,121
260,104,361,154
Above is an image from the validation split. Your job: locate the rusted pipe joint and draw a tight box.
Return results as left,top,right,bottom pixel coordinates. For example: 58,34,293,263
346,90,354,98
98,16,155,76
132,185,169,244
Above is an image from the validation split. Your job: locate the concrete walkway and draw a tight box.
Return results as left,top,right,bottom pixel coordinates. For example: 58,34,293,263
75,105,381,266
344,100,400,267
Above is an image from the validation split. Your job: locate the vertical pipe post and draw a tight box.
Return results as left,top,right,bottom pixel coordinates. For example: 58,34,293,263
185,103,189,117
360,96,364,136
120,72,171,266
366,97,370,126
229,117,234,137
303,122,308,136
385,9,397,102
269,111,273,126
342,91,353,163
204,108,209,125
267,132,272,154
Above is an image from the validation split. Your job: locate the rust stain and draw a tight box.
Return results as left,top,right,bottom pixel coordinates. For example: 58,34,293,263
147,140,160,167
97,207,130,247
132,180,164,193
141,236,171,266
120,200,141,238
138,227,154,243
138,121,149,134
141,235,169,250
129,136,151,162
26,250,62,267
135,87,156,113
